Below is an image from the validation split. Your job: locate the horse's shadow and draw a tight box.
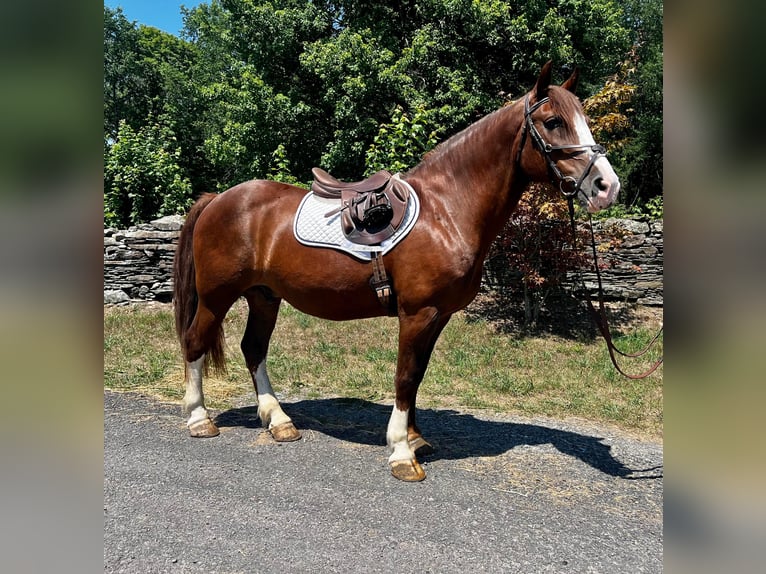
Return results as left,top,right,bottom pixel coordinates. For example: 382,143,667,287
215,397,662,479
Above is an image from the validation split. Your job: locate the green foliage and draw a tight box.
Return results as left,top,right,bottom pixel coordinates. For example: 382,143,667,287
592,194,663,221
103,0,661,224
104,7,195,141
268,143,307,187
104,120,192,227
364,106,442,174
583,0,663,205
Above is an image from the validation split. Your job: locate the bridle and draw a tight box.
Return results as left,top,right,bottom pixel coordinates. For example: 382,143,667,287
515,93,663,380
516,94,607,202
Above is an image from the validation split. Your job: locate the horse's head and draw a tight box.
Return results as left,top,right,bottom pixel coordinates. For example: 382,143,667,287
517,61,620,213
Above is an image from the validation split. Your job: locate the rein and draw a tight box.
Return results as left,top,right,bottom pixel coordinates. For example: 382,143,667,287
566,200,664,379
518,94,663,379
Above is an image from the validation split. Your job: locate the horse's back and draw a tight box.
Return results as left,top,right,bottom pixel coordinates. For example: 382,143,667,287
195,179,303,243
190,180,388,318
200,179,303,221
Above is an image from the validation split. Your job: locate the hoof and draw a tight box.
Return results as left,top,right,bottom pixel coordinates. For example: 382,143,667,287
189,418,220,438
409,435,434,456
270,421,302,442
390,459,426,482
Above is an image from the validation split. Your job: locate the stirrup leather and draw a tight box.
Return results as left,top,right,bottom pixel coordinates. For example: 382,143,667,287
370,252,394,313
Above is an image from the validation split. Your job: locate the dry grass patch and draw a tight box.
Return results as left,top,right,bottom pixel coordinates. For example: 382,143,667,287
104,300,662,438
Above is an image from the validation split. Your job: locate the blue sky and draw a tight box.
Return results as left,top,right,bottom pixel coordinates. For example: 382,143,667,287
105,1,202,36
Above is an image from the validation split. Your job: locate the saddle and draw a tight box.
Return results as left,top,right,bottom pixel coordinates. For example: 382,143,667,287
311,167,411,246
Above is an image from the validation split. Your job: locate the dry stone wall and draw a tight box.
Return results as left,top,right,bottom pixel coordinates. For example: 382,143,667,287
577,218,663,306
104,215,184,304
103,216,663,306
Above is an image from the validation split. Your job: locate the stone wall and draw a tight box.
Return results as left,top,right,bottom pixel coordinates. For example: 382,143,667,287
103,216,663,306
103,215,184,304
577,218,663,306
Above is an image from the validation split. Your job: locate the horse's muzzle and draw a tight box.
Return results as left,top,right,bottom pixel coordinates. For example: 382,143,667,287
586,179,620,213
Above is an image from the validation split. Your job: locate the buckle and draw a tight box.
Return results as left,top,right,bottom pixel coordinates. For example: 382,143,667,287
559,176,579,197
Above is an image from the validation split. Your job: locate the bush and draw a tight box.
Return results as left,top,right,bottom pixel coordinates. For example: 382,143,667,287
104,119,193,227
364,106,442,174
487,184,591,327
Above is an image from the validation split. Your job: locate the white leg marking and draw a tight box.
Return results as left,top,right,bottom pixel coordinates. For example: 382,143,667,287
387,406,414,464
253,361,291,429
183,356,210,426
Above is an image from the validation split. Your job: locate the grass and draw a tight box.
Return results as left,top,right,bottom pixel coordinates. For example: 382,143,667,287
104,300,662,439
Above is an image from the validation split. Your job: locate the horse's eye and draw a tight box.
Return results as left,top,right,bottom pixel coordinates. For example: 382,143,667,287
543,117,563,130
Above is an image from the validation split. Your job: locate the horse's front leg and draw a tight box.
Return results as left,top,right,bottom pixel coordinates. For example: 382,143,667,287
387,307,451,481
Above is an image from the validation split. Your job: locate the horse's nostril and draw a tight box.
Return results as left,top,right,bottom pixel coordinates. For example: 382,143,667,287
594,177,608,191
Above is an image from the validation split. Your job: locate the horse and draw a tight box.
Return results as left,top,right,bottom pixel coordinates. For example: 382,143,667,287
172,61,620,482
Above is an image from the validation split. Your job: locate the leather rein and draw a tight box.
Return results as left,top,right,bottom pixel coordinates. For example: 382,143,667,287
517,94,663,379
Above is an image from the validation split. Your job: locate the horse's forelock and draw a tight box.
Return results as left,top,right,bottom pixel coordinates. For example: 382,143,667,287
546,85,585,140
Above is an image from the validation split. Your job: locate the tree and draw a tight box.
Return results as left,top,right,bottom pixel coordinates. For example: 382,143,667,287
104,6,148,140
104,1,645,223
104,7,195,141
613,0,663,206
365,106,442,174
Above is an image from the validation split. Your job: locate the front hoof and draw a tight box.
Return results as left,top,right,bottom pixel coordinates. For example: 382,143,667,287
409,435,434,456
189,418,220,438
270,421,302,442
390,459,426,482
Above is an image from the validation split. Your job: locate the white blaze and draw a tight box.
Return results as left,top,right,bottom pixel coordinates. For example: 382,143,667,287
572,111,620,211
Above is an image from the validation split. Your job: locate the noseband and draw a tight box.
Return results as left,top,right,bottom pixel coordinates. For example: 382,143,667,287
516,95,607,200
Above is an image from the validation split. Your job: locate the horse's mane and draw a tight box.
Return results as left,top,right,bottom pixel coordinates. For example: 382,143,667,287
407,104,515,178
408,85,583,178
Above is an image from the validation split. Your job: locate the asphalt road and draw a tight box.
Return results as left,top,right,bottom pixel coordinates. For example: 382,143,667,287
104,390,662,573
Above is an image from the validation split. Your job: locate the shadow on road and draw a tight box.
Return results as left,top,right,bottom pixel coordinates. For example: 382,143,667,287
215,398,661,480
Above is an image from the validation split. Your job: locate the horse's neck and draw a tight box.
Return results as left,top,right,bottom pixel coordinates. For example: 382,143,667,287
409,104,526,256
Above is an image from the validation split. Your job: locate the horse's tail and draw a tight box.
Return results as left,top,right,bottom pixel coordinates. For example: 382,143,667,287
173,193,226,374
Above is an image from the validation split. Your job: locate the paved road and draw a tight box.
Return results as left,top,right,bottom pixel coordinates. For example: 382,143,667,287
104,390,662,573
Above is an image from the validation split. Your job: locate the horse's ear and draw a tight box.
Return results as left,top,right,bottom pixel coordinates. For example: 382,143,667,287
534,60,554,102
562,67,579,94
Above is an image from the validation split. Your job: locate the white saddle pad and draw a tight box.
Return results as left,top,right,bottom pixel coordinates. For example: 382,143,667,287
293,179,420,261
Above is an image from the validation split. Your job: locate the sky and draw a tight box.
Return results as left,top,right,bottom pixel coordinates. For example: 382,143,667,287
105,1,201,36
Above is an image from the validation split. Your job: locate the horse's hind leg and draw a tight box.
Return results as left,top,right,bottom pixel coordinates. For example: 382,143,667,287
182,297,234,438
184,355,219,437
242,288,301,442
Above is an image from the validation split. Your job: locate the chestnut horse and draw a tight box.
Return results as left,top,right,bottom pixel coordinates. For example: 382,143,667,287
173,61,620,481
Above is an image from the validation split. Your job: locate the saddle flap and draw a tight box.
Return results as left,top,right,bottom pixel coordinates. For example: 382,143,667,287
345,189,392,226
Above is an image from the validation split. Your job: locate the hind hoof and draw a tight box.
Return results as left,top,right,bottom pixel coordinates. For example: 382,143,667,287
189,418,220,438
390,459,426,482
409,436,434,456
270,421,301,442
